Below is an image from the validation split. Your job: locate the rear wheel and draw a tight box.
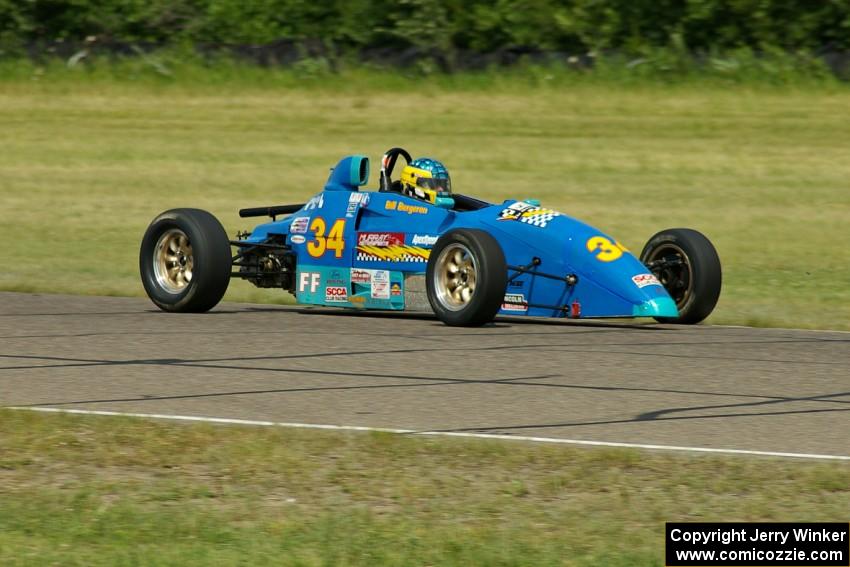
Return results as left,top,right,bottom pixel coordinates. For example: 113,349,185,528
426,229,506,326
140,208,231,312
640,228,721,324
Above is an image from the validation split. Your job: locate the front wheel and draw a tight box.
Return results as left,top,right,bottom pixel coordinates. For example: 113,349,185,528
139,208,232,312
426,229,507,327
640,228,721,324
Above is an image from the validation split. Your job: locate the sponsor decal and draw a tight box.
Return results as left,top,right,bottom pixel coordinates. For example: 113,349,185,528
508,280,524,288
411,234,439,246
290,216,310,234
304,194,324,210
356,234,428,262
570,300,581,318
349,192,370,205
298,272,322,294
370,271,390,299
632,273,662,288
385,200,428,215
351,269,372,284
391,283,402,296
357,232,405,247
290,235,306,244
497,201,561,228
345,194,369,218
325,286,348,302
371,282,390,300
349,295,366,304
326,269,346,286
351,268,390,289
501,293,528,312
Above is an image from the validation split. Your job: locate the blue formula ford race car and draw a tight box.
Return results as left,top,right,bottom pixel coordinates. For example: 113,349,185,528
140,148,721,327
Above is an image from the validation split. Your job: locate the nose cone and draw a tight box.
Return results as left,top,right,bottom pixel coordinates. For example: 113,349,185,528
633,297,678,318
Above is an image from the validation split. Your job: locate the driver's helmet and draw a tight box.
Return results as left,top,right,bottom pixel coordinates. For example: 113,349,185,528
400,157,452,204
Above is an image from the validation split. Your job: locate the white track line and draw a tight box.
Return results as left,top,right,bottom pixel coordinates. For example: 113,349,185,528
9,406,850,462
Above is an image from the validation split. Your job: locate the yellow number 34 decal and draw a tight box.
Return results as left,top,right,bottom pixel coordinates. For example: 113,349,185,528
308,217,346,258
586,236,628,262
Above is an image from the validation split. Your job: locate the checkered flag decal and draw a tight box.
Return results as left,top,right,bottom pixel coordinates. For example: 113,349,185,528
519,211,558,228
356,251,428,263
498,202,562,228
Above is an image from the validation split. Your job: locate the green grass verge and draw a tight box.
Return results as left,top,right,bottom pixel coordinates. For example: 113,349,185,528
1,409,847,566
1,64,849,329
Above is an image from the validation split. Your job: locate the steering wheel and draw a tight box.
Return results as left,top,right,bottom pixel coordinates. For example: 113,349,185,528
379,147,412,192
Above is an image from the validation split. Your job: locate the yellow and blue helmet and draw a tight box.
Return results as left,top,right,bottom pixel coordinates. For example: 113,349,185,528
400,157,452,205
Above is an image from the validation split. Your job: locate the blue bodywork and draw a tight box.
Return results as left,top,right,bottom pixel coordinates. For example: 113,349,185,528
244,155,678,320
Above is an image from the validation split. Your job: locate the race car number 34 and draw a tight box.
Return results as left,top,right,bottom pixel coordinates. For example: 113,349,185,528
308,217,346,259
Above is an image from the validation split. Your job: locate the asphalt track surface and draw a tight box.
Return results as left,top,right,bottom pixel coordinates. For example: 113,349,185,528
1,292,848,458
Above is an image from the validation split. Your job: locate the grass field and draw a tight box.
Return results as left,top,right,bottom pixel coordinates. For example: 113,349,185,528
1,409,847,566
2,66,848,566
1,68,849,329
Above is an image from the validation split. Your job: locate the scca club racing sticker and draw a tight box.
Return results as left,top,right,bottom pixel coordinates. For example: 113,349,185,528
632,273,662,288
498,201,561,228
356,232,431,263
325,286,348,302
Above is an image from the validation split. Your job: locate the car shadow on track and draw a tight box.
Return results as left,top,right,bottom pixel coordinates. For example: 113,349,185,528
287,306,671,331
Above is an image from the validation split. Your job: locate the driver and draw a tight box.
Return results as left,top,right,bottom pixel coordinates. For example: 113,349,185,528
399,157,452,205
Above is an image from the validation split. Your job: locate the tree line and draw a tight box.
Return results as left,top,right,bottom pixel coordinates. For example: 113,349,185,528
2,0,848,59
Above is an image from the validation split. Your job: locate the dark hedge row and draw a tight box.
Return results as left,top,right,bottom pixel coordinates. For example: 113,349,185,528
2,0,849,57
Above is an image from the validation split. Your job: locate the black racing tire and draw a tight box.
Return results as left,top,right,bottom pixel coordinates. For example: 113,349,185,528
426,229,507,327
640,228,721,324
139,208,232,313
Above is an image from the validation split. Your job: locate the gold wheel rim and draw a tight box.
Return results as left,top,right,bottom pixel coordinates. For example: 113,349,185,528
434,243,477,311
153,229,194,294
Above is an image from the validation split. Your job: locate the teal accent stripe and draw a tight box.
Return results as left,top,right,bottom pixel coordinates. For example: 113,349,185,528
632,297,678,318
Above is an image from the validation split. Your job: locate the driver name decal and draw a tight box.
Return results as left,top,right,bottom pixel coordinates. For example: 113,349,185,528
385,200,428,215
497,201,561,228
